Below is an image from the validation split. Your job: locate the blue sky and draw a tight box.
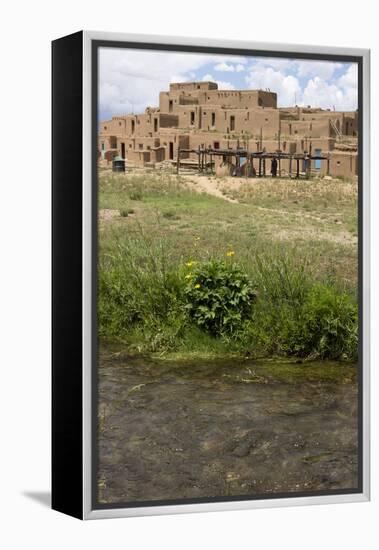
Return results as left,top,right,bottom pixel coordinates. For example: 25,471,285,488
99,47,358,122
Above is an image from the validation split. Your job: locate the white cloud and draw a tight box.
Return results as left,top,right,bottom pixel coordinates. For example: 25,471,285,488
214,62,246,72
246,66,301,106
252,57,292,71
99,47,218,118
302,75,357,111
202,74,235,90
338,64,358,90
245,62,358,111
214,62,235,72
99,48,358,118
296,60,342,80
169,74,188,83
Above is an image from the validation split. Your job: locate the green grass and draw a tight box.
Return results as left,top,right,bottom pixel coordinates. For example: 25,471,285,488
97,170,358,361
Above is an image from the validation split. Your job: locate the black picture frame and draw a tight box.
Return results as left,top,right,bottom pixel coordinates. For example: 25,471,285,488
52,31,370,520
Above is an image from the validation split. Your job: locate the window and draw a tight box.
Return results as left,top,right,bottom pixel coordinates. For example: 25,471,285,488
131,120,135,133
197,85,200,89
119,122,122,126
190,111,195,125
169,100,173,113
154,118,158,132
214,141,220,149
211,112,215,126
101,142,104,150
139,144,143,150
104,125,107,130
230,115,235,131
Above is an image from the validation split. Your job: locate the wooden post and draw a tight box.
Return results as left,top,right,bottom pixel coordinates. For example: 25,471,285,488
258,157,262,177
177,147,180,174
289,156,292,178
306,155,311,179
278,154,281,178
198,145,201,173
263,157,266,177
246,139,249,179
296,158,300,178
210,153,213,174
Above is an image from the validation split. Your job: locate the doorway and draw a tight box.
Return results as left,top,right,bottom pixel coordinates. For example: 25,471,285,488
314,148,321,170
169,142,174,160
121,143,125,159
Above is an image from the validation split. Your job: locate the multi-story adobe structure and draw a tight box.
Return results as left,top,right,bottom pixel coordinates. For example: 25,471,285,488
98,81,358,178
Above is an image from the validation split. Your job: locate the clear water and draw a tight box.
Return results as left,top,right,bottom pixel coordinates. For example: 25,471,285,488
97,349,358,504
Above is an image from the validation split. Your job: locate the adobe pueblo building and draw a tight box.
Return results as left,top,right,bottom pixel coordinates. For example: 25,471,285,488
98,81,358,178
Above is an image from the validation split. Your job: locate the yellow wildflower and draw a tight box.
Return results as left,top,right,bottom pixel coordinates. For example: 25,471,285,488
185,261,194,267
185,274,192,280
194,283,201,289
226,250,235,257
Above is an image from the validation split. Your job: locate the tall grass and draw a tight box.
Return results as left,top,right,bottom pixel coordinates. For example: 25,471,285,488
98,225,358,360
241,252,357,360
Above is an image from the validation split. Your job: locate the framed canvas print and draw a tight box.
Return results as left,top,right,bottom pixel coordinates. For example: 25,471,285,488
52,31,370,520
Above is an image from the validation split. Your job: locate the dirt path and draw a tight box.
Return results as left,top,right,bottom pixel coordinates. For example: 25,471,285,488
184,175,238,203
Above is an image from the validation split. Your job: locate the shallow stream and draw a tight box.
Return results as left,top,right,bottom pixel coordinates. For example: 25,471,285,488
97,349,358,504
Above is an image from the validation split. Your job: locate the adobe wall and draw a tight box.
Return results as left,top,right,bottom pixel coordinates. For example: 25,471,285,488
280,118,332,138
328,151,358,177
169,81,218,92
98,80,358,177
200,89,277,109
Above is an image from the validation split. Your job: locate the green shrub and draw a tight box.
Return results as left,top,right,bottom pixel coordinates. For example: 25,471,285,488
184,260,256,336
282,283,358,360
129,190,143,201
119,208,135,217
237,254,358,360
162,210,181,220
